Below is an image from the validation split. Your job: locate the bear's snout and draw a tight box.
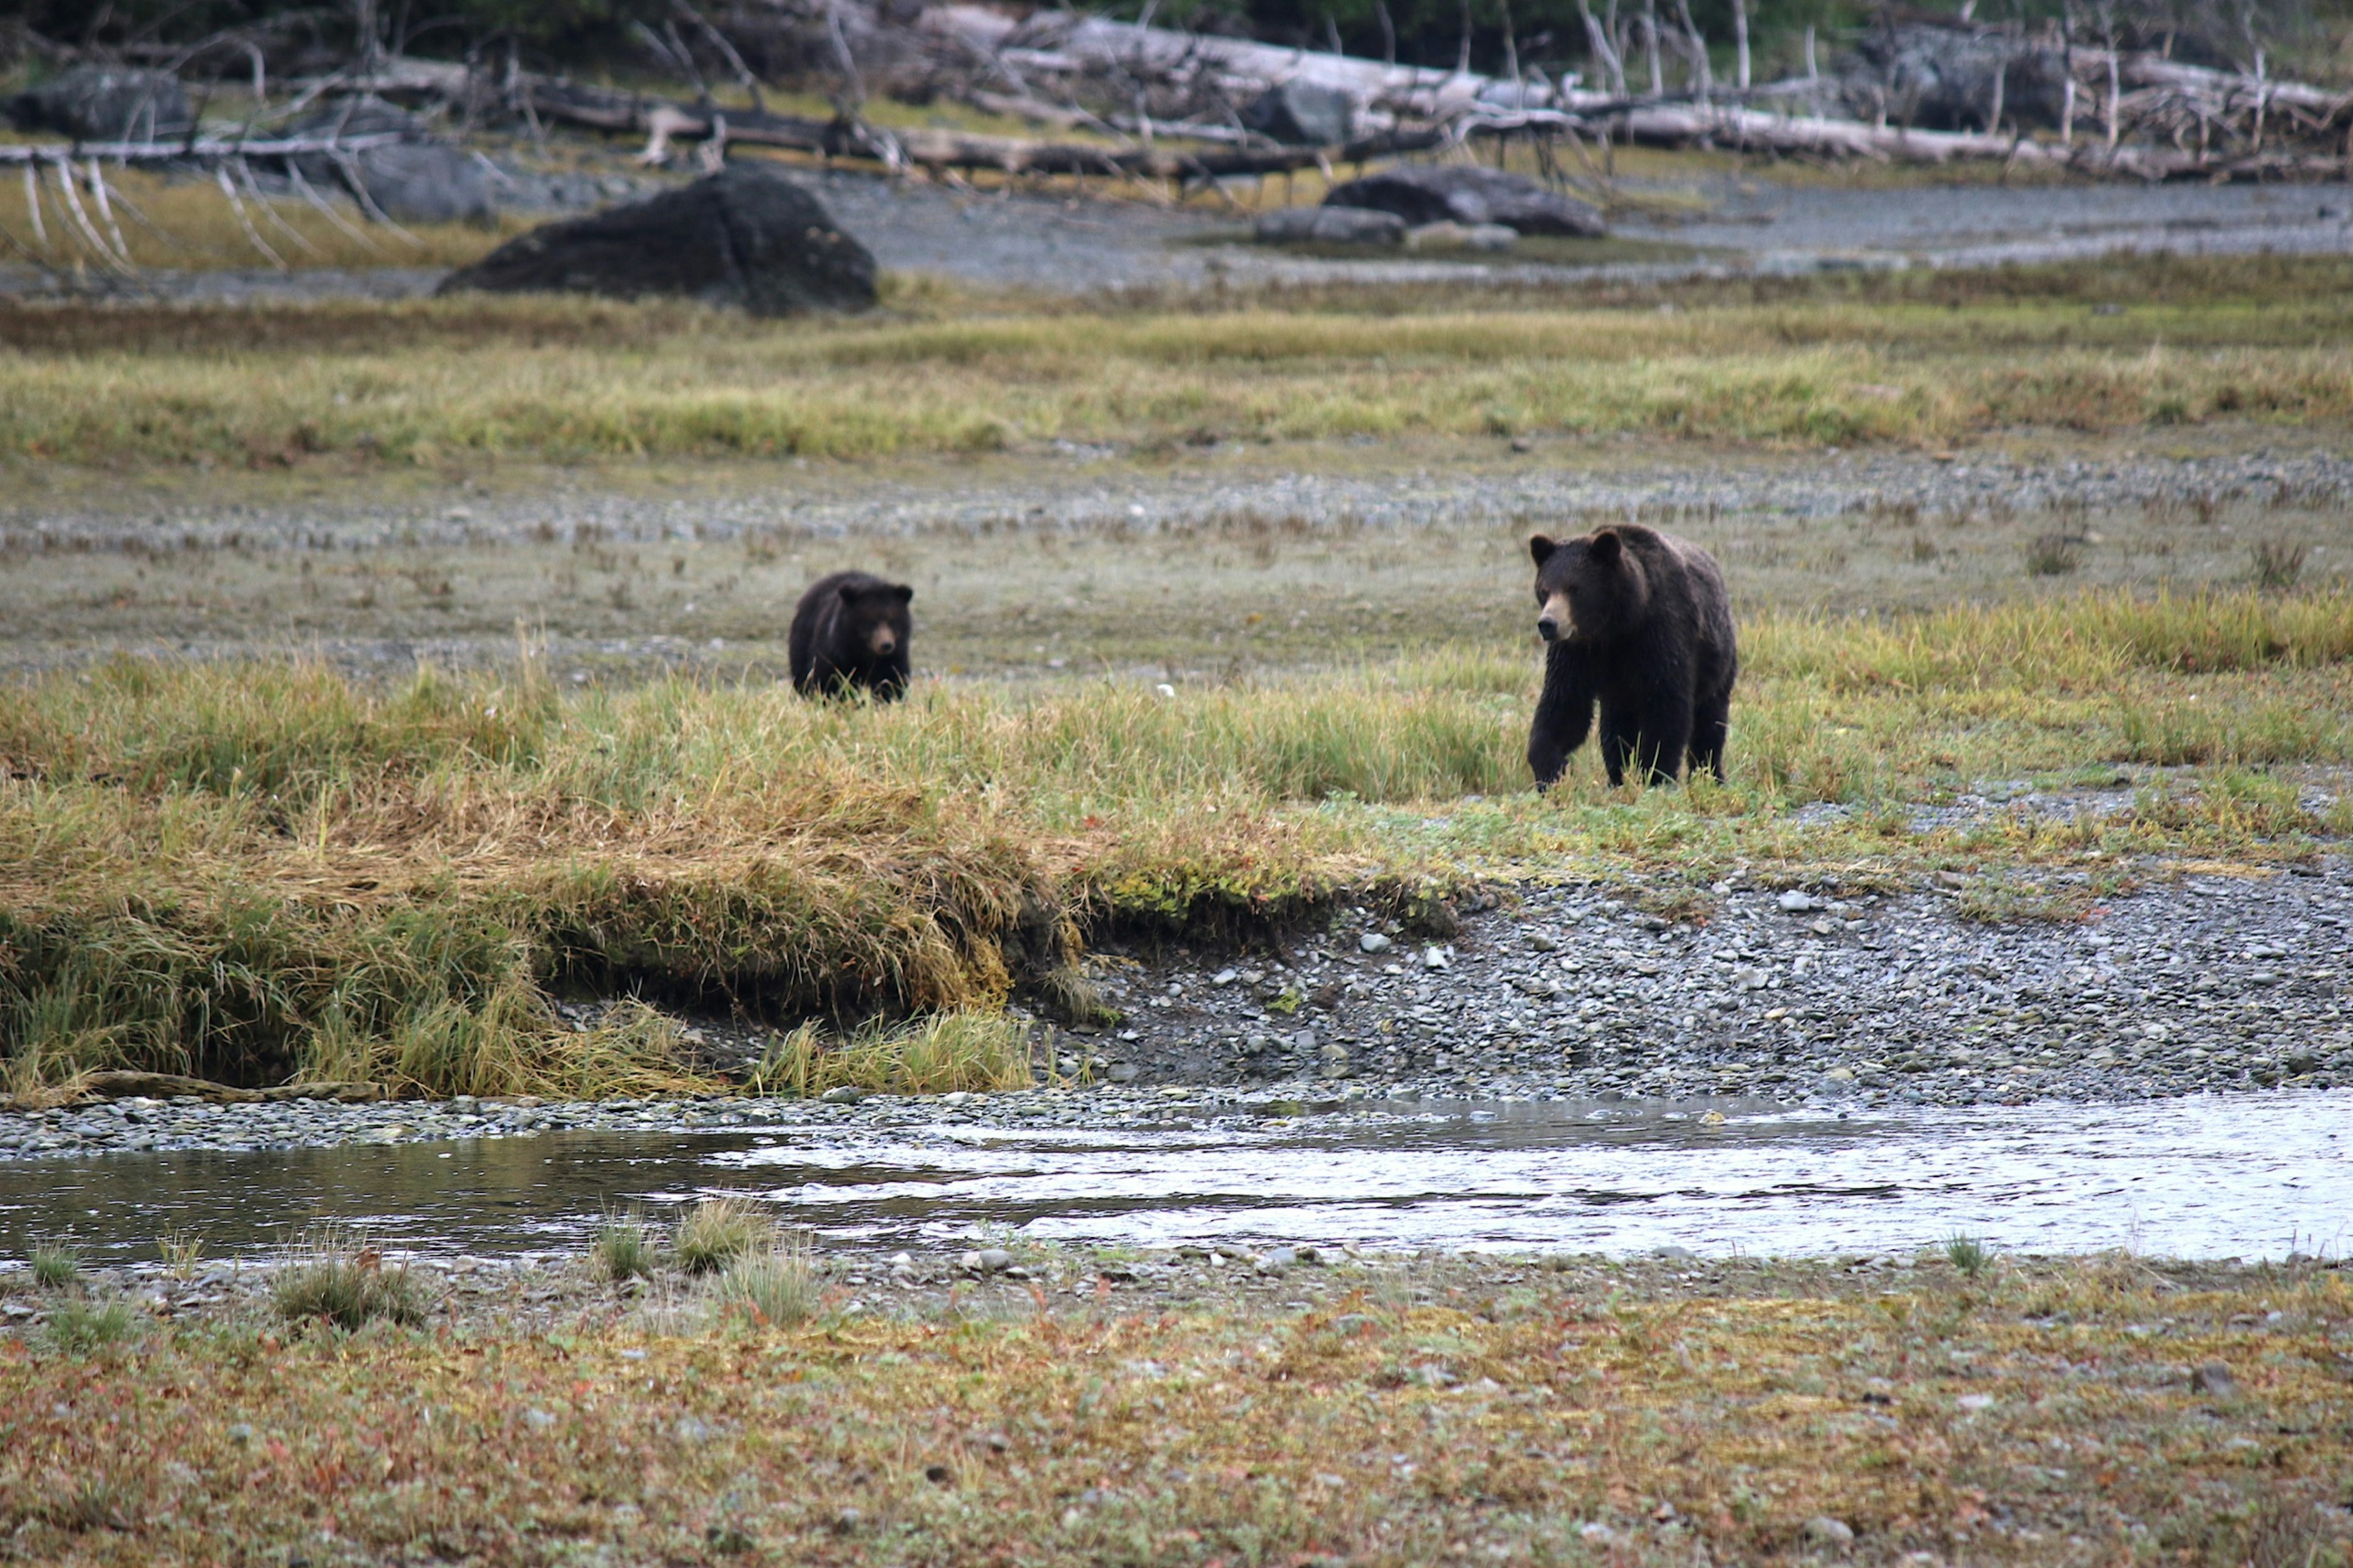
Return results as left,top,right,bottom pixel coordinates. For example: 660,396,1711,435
868,627,898,656
1536,615,1562,642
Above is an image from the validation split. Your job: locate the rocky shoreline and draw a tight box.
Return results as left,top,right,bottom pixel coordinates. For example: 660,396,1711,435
4,860,2344,1163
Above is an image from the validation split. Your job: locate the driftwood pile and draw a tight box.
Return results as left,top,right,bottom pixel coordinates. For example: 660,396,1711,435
3,1,2350,282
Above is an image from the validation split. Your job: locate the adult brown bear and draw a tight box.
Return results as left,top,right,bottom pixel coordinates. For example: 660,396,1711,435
1525,525,1737,788
789,571,913,702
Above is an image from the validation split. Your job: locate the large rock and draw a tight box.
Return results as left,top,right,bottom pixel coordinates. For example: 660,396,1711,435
1323,164,1604,238
1253,205,1404,246
282,97,498,226
9,67,190,140
438,162,877,316
1240,80,1355,146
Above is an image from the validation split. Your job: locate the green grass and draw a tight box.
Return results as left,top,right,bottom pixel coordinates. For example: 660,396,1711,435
39,1297,139,1355
746,1012,1037,1098
270,1233,428,1331
7,253,2353,468
28,1243,79,1289
716,1237,818,1329
674,1199,769,1276
594,1215,658,1283
0,587,2344,1099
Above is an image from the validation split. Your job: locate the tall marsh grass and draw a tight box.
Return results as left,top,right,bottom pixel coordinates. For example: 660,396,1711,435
7,253,2353,465
0,587,2345,1098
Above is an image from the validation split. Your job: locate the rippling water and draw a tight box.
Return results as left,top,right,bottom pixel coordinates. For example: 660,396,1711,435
2,1093,2345,1265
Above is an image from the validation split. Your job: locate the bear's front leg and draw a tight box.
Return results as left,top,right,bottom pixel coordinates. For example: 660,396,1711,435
1528,647,1594,789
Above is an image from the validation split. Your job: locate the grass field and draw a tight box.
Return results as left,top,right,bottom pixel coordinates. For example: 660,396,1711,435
0,586,2346,1099
2,250,2351,1099
6,253,2353,467
2,1245,2347,1567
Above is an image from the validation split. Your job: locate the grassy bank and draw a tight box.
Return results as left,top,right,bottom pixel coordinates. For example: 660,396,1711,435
5,254,2353,467
0,587,2346,1099
2,1246,2347,1566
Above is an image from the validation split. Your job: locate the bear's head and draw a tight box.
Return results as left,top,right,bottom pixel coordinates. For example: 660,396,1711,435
1528,529,1647,645
839,578,914,660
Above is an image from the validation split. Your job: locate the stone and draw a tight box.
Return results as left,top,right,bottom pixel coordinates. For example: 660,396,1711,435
1239,80,1356,146
1423,946,1450,971
283,98,502,226
439,162,877,317
1252,205,1406,246
820,1086,864,1104
1358,932,1393,954
9,67,191,140
1778,890,1823,912
1324,164,1605,237
2190,1362,2237,1396
1802,1515,1855,1548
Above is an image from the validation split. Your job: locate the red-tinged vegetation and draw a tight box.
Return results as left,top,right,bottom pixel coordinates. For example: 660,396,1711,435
2,1258,2348,1566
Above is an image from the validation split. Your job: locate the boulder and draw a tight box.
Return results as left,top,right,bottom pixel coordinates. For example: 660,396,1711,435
1240,80,1355,146
282,98,499,226
1253,205,1405,246
1323,164,1604,238
9,67,190,140
438,162,877,316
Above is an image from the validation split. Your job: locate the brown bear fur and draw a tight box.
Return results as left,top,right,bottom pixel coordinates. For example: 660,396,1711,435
1526,524,1737,788
789,570,913,701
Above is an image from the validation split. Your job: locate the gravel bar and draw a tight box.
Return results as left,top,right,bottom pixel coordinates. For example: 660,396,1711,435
4,858,2344,1162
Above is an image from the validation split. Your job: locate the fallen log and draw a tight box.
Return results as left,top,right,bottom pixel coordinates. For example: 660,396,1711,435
0,131,407,164
1598,100,2349,179
55,1070,384,1105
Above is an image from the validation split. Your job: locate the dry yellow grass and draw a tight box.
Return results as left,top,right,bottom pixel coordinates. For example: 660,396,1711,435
0,585,2345,1098
2,252,2351,465
1,164,524,273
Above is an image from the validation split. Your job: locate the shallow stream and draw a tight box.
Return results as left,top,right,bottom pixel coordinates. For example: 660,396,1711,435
3,1093,2345,1265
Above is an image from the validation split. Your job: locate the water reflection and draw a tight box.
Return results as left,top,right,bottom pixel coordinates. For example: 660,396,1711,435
1,1093,2344,1265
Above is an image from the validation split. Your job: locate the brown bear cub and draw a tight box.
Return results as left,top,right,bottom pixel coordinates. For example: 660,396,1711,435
789,570,914,702
1526,525,1737,788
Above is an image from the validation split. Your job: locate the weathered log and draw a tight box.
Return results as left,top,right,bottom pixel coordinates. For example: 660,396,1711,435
0,131,407,165
64,1070,382,1104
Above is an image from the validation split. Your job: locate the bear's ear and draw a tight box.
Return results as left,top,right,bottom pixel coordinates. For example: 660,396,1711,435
838,582,862,603
1590,529,1623,564
892,584,914,604
1528,534,1557,567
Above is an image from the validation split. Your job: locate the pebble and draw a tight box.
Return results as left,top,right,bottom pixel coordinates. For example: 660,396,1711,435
1802,1516,1856,1548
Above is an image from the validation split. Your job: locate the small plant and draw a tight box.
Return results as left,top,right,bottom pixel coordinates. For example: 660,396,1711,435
271,1232,426,1331
675,1197,768,1275
29,1243,80,1290
42,1297,139,1354
595,1214,657,1282
157,1230,205,1281
1944,1233,1990,1278
2250,538,2308,591
716,1235,817,1328
1909,534,1937,563
2023,532,2081,577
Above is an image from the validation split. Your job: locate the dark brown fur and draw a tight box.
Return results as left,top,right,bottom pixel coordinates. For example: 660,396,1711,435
789,570,913,702
1526,525,1737,787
